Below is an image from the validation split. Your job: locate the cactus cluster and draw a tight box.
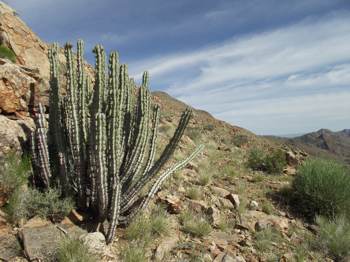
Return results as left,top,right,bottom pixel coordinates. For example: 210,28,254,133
31,40,203,243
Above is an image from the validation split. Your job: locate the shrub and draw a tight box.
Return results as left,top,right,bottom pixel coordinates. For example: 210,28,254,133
0,45,16,63
247,147,286,174
0,154,31,195
254,227,283,252
56,237,97,262
232,134,249,147
292,158,350,219
198,172,211,186
122,245,147,262
186,187,201,200
180,211,212,237
150,207,169,236
313,215,350,260
125,215,151,241
6,188,74,223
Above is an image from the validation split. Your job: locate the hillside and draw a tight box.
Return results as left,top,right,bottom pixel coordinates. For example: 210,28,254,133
268,129,350,165
0,2,345,262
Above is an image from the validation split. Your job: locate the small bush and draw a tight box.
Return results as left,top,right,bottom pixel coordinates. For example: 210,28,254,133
180,211,212,237
254,227,283,252
56,238,97,262
292,158,350,219
186,187,201,200
0,45,16,63
150,207,169,236
247,147,286,174
232,134,249,147
122,245,147,262
0,154,31,195
313,215,350,260
6,188,74,223
198,172,211,186
125,215,151,241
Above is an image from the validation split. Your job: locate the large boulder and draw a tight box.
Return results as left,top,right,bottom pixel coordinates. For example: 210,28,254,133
0,115,34,158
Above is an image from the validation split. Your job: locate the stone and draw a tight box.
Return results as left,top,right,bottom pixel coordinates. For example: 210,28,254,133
154,235,179,261
0,233,22,261
20,224,63,261
283,166,296,176
248,200,258,210
285,150,298,166
214,253,246,262
207,206,221,226
0,115,34,158
255,215,289,233
219,197,234,209
79,232,106,255
211,186,230,198
157,193,182,214
187,199,208,212
226,193,240,209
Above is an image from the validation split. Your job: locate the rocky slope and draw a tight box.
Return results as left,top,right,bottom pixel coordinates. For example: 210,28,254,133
269,128,350,165
0,2,335,261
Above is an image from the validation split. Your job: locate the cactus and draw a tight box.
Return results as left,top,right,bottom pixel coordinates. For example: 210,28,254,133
31,40,203,243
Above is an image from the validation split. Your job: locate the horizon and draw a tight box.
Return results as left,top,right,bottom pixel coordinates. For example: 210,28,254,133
6,0,350,136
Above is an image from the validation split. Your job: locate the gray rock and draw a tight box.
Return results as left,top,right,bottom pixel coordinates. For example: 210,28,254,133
0,234,22,261
79,232,106,255
248,200,258,210
154,235,179,261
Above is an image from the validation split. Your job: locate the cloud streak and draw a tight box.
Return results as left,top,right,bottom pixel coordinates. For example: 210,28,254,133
129,11,350,135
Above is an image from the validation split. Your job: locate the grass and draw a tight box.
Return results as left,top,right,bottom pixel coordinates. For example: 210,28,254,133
254,227,283,253
247,147,286,175
198,172,212,186
0,45,16,63
125,206,169,243
312,215,350,260
292,158,350,219
186,187,201,200
122,245,147,262
6,188,74,224
56,237,97,262
179,211,212,237
0,153,31,195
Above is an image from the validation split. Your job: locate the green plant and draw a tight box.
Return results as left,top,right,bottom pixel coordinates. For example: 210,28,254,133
125,215,151,242
292,158,350,219
31,40,203,243
150,207,169,236
254,227,283,253
186,187,201,200
56,237,97,262
6,188,73,224
180,211,212,237
0,45,16,63
313,215,350,260
122,244,147,262
0,154,31,195
198,172,211,186
247,147,286,174
232,134,249,147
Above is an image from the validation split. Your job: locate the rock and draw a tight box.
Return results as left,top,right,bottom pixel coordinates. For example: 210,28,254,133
79,232,106,255
157,193,182,214
154,235,179,261
0,59,41,114
283,166,296,176
219,197,235,209
207,206,221,226
187,199,208,212
254,215,289,233
285,150,298,166
20,224,63,261
20,219,88,261
214,253,246,262
0,115,34,158
0,233,22,261
211,186,230,198
248,200,258,210
226,193,240,209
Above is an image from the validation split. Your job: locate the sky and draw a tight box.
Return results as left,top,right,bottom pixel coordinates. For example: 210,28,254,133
6,0,350,136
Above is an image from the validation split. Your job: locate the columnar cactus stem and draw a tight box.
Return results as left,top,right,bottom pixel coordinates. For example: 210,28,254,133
32,40,204,244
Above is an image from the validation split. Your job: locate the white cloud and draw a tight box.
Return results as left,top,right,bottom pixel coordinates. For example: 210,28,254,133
129,11,350,135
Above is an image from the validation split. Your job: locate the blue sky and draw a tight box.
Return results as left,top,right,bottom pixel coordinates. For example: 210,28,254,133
6,0,350,135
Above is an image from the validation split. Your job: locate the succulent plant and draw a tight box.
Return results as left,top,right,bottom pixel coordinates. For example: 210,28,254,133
31,40,203,243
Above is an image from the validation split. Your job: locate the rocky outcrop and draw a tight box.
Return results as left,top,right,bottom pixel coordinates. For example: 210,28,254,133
0,115,34,158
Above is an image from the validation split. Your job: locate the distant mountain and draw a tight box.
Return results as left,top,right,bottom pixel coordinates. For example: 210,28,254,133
270,129,350,165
